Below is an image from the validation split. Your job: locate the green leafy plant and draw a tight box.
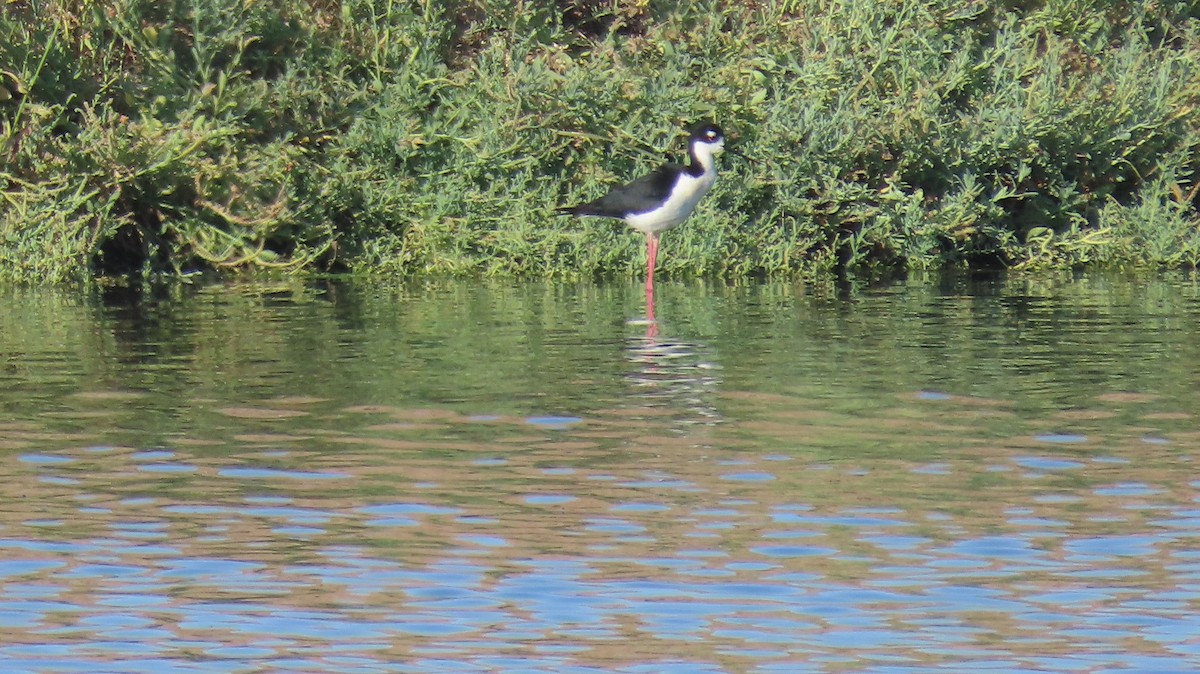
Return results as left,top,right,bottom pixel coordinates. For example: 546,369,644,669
1,0,1198,283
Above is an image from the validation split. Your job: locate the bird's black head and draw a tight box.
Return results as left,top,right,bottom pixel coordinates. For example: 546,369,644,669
688,120,755,164
690,121,725,145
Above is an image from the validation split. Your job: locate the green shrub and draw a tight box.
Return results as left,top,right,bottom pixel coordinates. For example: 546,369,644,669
1,0,1198,282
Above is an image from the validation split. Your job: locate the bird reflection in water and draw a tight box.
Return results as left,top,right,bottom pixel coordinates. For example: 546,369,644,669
624,283,722,426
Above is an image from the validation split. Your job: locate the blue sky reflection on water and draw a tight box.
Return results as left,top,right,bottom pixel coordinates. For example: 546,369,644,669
0,275,1199,672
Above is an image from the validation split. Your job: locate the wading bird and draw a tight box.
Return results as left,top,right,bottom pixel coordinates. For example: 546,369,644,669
556,121,741,294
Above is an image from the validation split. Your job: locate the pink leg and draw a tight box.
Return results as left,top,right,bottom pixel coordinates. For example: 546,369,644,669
645,275,656,323
644,232,660,337
645,232,659,294
644,281,658,338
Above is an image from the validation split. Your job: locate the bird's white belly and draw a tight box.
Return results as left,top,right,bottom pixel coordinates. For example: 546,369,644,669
625,172,715,234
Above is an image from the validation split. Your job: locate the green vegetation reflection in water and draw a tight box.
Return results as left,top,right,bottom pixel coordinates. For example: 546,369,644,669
4,272,1200,433
1,2,1199,282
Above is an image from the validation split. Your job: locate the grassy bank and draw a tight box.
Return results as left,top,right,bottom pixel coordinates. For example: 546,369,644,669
2,0,1199,283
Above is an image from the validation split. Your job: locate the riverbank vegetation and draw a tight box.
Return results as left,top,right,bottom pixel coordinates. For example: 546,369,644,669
2,0,1199,283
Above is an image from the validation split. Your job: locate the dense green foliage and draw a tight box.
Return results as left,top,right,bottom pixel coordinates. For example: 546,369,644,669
2,0,1199,282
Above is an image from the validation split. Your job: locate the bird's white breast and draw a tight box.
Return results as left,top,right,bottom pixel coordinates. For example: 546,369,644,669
625,170,716,234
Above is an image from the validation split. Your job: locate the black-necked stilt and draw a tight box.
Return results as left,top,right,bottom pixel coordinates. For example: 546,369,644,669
557,121,736,292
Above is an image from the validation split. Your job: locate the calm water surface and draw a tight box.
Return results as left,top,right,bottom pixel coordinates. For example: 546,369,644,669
1,275,1199,673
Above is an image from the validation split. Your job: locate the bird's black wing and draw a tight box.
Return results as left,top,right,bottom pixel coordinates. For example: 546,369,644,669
560,163,684,218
